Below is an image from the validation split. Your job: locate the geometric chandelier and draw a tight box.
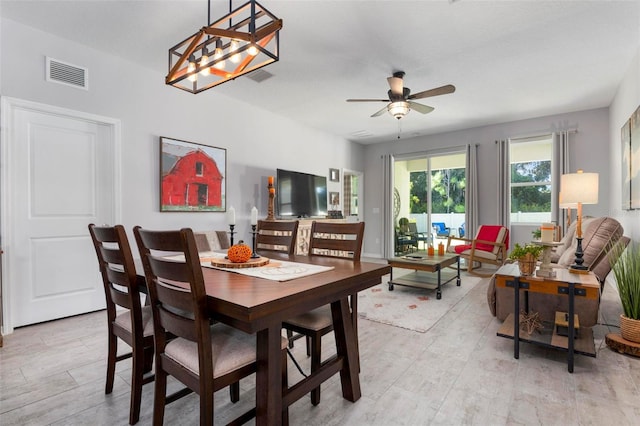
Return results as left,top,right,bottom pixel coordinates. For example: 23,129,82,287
166,0,283,94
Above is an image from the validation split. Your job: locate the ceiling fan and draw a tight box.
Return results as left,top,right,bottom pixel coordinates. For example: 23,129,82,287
346,71,455,119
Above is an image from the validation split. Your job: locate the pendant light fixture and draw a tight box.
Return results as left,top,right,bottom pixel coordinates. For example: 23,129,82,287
166,0,282,94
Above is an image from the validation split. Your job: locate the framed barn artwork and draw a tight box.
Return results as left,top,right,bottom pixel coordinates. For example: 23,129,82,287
160,137,226,212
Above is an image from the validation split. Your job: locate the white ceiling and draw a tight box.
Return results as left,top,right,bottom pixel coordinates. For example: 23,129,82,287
2,0,639,144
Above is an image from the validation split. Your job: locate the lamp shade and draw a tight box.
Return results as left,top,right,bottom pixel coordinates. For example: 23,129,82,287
558,191,578,209
560,170,599,205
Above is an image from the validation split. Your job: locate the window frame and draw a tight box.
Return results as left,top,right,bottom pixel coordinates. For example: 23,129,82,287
508,135,554,224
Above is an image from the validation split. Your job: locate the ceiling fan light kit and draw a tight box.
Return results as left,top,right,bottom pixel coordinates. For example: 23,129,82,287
347,71,455,120
388,101,410,119
166,0,282,94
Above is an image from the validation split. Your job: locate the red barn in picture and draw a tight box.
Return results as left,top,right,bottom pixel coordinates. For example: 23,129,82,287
162,148,223,208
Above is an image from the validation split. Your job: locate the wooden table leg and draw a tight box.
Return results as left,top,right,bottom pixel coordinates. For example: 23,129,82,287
256,324,283,426
331,297,361,402
567,282,575,373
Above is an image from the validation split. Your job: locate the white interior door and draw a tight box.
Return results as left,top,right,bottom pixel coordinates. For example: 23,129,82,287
2,98,119,330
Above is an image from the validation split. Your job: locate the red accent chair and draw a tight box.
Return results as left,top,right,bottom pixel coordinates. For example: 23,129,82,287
446,225,509,277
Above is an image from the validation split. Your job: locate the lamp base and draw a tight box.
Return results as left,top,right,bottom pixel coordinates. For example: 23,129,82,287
568,266,590,275
569,236,589,274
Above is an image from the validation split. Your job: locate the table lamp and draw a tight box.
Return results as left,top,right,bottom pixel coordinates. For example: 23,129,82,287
558,191,578,227
559,169,599,272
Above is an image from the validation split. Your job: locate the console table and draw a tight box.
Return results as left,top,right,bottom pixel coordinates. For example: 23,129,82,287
494,263,599,373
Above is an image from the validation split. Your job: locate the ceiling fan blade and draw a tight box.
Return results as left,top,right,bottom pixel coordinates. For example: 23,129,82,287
346,98,389,102
408,84,456,100
408,101,434,114
387,76,404,97
371,106,388,117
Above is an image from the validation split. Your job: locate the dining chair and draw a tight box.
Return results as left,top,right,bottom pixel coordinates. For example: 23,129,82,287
133,226,288,425
255,219,299,255
282,221,365,406
88,224,154,425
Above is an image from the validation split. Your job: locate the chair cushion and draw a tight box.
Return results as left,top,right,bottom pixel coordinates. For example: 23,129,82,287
114,305,154,337
557,217,622,268
556,217,595,266
551,220,579,262
164,324,287,378
592,236,629,286
284,306,333,331
581,217,623,269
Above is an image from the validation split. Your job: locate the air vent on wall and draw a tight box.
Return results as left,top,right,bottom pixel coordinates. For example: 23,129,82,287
46,57,88,90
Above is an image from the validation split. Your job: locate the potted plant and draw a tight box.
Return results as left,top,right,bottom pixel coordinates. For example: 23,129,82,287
610,241,640,343
508,243,544,276
531,228,542,240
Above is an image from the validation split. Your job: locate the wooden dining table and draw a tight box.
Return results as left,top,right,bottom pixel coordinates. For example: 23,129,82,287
139,252,391,425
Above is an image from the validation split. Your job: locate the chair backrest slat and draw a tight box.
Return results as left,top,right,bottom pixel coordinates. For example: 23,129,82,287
256,220,299,255
109,286,133,310
154,279,196,320
308,221,364,261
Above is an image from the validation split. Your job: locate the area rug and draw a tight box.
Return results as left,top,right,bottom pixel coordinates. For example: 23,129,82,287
358,272,484,333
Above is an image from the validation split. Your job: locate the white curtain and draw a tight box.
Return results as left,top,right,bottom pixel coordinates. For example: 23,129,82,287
382,154,394,258
554,130,572,233
465,144,479,238
496,139,510,227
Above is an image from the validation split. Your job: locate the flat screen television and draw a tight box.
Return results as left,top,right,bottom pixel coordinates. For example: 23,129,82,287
276,168,327,218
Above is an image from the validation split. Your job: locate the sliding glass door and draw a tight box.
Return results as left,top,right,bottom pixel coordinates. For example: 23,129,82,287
394,151,466,253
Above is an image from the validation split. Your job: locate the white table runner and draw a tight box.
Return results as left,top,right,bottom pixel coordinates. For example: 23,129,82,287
166,252,334,282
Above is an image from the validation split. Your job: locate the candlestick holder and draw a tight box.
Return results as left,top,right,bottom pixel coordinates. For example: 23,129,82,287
250,224,260,258
228,224,236,247
267,182,275,220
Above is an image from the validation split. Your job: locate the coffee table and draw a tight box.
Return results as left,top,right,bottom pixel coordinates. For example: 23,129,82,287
387,253,460,299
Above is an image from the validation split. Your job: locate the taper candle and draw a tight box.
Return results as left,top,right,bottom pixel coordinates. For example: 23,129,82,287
268,176,274,185
227,206,236,225
251,206,258,225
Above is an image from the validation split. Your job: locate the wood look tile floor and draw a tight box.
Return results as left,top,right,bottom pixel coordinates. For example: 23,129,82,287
2,272,639,425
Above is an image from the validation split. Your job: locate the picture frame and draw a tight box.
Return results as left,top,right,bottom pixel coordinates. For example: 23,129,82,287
329,168,340,182
621,105,640,210
159,136,226,212
329,191,340,207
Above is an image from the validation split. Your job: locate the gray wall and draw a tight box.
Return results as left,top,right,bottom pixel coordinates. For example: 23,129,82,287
0,18,364,244
609,48,640,241
361,108,612,257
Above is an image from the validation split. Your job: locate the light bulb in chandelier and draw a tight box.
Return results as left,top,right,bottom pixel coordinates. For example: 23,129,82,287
213,39,225,70
247,43,259,56
187,56,197,82
199,49,210,76
229,39,240,63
